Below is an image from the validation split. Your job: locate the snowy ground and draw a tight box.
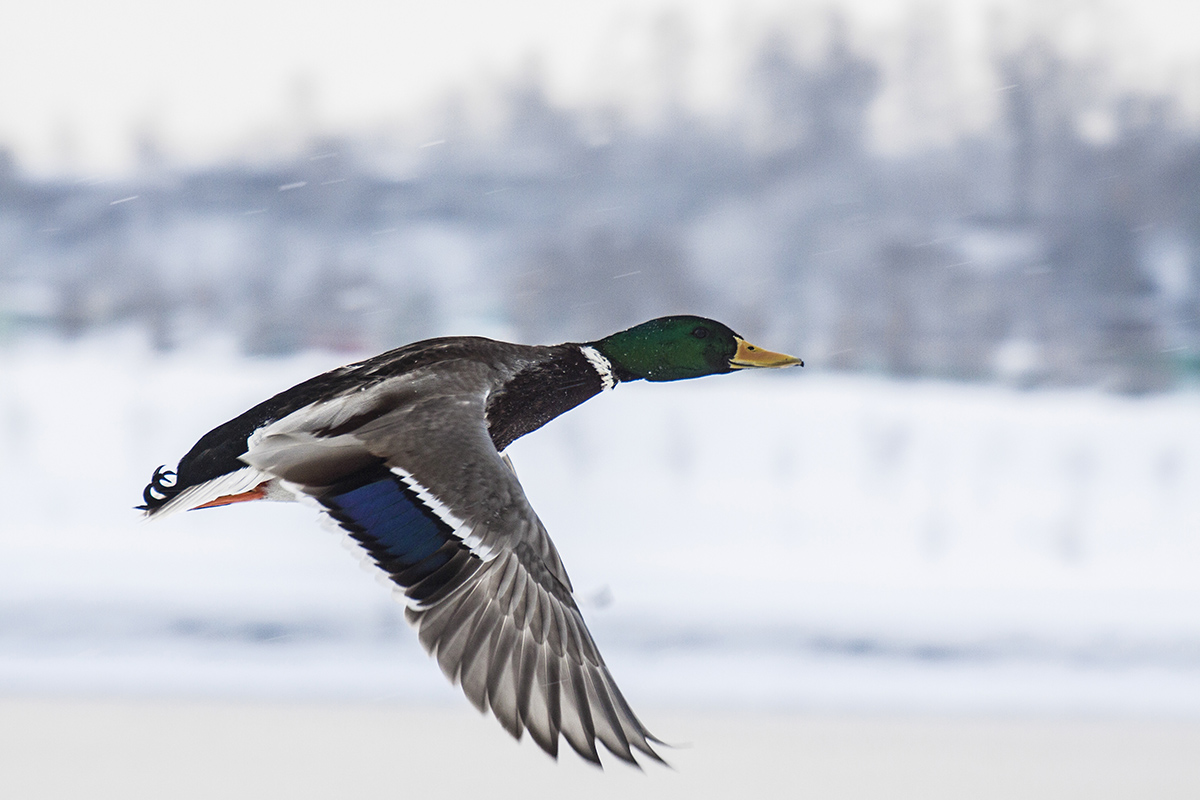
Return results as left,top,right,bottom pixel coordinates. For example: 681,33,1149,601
2,331,1199,716
4,699,1199,799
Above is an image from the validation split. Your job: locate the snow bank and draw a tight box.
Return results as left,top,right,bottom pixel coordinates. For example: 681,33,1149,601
2,331,1198,714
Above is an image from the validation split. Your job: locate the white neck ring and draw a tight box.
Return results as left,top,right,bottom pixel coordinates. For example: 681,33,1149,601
579,345,616,391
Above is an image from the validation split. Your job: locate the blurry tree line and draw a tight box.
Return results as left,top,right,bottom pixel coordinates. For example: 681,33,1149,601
1,11,1198,393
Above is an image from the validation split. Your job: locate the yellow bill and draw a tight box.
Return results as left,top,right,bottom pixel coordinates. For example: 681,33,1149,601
730,337,804,369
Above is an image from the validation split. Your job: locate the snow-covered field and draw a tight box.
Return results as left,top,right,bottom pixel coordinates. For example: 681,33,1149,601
2,331,1199,715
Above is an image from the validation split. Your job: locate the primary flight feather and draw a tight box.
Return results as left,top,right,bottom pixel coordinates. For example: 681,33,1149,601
139,315,802,767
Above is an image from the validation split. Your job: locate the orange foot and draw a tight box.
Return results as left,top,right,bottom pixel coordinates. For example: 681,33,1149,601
192,481,272,510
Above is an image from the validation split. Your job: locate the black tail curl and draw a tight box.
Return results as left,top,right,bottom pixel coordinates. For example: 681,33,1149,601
138,465,180,512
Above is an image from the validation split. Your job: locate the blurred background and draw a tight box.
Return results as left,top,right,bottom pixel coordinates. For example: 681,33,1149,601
2,0,1200,784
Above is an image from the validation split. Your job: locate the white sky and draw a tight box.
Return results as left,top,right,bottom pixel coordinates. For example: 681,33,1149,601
2,0,1199,175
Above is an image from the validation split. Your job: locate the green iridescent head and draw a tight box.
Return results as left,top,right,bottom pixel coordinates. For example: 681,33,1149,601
592,315,803,382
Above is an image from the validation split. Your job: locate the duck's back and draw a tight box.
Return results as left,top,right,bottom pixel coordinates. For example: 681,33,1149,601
141,335,602,514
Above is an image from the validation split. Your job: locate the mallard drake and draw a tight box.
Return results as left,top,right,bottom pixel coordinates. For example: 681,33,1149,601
139,315,802,767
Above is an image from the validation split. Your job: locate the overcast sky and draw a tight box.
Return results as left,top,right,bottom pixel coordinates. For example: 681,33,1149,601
2,0,1198,175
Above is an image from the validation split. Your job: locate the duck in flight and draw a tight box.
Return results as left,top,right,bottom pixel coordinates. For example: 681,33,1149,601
139,315,802,767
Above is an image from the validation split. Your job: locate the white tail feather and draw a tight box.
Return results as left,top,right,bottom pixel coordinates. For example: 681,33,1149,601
142,466,280,519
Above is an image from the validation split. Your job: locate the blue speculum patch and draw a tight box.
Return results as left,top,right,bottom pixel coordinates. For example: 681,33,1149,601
326,477,456,577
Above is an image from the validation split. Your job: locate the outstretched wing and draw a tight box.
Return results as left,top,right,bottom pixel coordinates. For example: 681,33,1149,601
243,385,664,767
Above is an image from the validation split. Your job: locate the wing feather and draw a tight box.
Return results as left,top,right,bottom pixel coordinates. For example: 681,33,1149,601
584,666,637,765
487,619,523,738
525,643,559,758
559,659,600,764
238,374,663,766
459,600,502,710
515,629,539,735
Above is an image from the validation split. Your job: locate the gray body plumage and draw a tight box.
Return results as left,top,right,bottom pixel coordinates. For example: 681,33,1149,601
144,337,662,766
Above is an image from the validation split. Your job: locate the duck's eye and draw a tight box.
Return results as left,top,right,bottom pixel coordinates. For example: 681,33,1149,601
692,327,709,339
